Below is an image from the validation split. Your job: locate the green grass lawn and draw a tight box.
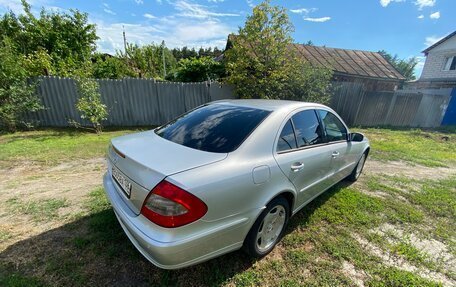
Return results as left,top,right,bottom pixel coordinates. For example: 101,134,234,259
0,128,145,167
0,127,455,287
1,127,454,168
356,128,456,167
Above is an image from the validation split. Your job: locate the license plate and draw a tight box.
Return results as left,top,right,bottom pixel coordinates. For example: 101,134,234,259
112,166,132,198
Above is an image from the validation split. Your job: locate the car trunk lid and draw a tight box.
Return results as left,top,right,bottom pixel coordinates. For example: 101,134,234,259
108,130,227,215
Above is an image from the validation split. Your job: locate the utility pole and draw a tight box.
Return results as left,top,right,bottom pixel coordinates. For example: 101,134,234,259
123,25,127,56
162,40,167,78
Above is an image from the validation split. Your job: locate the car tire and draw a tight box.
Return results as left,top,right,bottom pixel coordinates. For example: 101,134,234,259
347,152,367,182
243,196,290,258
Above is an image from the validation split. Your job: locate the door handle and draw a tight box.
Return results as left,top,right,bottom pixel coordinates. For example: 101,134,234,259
331,151,340,158
291,162,305,172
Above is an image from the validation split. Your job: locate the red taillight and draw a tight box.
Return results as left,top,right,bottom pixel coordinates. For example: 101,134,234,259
112,145,125,158
141,180,207,228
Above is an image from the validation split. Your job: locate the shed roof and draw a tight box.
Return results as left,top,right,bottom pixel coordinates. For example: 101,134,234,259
293,44,405,80
225,35,405,81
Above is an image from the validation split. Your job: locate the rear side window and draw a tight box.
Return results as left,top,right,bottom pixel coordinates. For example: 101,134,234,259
291,110,324,147
277,120,297,152
155,104,271,153
318,110,347,142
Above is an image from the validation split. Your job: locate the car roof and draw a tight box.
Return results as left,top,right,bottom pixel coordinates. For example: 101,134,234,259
212,99,328,112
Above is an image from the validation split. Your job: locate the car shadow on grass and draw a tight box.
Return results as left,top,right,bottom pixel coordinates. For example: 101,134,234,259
0,180,353,287
286,180,354,232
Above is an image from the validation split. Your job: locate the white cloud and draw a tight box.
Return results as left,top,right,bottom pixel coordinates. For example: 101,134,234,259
95,18,234,54
424,35,444,47
429,11,440,19
208,0,224,2
379,0,404,7
0,0,55,14
144,13,157,19
414,55,426,78
103,8,116,15
102,3,116,15
175,20,231,42
417,14,424,19
246,0,255,8
134,0,144,4
414,0,436,10
413,56,426,79
156,0,162,3
290,8,317,14
380,0,391,7
415,56,425,68
303,16,331,23
173,0,239,19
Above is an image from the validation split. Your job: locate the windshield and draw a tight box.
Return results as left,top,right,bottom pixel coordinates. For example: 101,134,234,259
155,104,271,153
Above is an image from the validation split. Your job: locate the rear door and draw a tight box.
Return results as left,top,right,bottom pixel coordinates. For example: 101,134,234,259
273,109,334,208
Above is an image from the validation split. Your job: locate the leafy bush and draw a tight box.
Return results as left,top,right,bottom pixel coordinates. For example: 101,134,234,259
0,1,98,77
0,38,42,132
175,57,225,82
91,54,135,79
75,78,108,134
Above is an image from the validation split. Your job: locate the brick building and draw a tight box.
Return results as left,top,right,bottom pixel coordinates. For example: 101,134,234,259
412,31,456,89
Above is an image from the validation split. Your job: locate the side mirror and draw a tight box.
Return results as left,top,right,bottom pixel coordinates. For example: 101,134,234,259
350,132,364,142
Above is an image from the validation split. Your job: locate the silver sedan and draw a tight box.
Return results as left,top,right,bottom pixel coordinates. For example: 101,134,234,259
103,99,369,269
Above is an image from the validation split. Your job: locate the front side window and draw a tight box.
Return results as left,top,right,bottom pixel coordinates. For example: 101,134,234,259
443,56,456,71
318,110,347,142
291,110,324,147
156,104,271,153
277,119,297,152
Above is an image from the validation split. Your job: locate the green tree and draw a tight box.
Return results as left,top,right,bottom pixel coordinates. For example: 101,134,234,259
91,54,135,79
0,38,42,132
225,0,332,102
120,42,177,79
171,47,198,61
378,50,418,81
0,0,98,76
175,57,225,82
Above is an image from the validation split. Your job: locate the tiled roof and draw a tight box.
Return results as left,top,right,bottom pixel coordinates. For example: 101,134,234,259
293,44,405,80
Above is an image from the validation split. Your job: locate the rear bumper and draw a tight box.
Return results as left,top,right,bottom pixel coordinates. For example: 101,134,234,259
103,173,253,269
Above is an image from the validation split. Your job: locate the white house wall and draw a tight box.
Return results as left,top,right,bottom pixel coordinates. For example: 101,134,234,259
421,35,456,80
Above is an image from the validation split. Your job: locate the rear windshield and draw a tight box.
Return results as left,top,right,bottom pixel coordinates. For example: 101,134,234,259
155,104,271,153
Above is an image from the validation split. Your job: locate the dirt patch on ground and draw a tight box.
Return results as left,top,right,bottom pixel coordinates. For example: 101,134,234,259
363,160,456,180
373,223,456,273
352,233,455,287
341,260,366,287
0,157,105,200
0,157,106,252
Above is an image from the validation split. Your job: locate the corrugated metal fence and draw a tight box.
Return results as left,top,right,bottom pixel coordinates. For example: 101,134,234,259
26,77,453,128
330,82,453,128
25,76,235,127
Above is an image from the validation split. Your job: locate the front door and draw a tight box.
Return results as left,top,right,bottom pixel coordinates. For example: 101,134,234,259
317,109,353,184
273,109,334,208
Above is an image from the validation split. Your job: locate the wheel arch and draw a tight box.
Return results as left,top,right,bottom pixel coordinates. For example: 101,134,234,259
364,146,370,157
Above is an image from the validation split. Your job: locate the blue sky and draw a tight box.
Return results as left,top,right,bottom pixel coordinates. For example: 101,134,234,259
0,0,454,77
